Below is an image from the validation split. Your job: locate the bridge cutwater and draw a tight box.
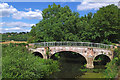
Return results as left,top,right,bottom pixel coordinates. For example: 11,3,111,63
28,42,114,68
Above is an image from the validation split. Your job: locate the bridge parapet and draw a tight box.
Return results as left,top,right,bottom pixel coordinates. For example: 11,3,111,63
29,42,113,49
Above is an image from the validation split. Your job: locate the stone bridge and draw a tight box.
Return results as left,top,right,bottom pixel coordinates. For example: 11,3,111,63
28,42,114,68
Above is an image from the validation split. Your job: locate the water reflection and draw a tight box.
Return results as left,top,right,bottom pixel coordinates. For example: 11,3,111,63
49,51,108,78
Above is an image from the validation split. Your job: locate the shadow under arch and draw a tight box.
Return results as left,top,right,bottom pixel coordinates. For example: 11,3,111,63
50,51,87,65
93,54,111,67
32,52,43,58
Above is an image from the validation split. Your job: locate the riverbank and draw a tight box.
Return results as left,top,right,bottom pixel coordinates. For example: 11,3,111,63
117,71,120,80
0,41,27,44
80,72,104,78
115,66,120,80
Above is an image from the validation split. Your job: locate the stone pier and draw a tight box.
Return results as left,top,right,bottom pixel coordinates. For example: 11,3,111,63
29,46,113,68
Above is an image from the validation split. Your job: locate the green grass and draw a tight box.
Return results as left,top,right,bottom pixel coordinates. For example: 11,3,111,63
81,72,104,78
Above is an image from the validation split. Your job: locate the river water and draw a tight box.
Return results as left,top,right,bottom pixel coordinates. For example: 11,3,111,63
48,52,109,79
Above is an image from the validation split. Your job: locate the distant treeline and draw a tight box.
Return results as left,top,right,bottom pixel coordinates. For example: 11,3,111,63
1,32,29,42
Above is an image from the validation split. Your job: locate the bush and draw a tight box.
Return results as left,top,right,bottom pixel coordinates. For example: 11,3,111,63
104,48,120,78
2,44,59,79
104,59,119,78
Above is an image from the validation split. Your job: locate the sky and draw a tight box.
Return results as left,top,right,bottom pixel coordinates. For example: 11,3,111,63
0,0,119,33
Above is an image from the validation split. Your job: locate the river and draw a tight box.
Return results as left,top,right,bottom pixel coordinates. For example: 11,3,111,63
48,51,108,79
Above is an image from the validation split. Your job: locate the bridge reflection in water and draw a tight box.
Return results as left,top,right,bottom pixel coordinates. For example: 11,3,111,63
29,42,114,68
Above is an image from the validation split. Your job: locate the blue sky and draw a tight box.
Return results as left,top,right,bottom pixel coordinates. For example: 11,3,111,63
0,0,119,33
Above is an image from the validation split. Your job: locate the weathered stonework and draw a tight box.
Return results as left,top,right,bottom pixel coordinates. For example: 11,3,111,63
29,46,113,68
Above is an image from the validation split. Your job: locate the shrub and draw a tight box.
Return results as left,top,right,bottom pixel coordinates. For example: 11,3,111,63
2,44,59,79
104,48,120,78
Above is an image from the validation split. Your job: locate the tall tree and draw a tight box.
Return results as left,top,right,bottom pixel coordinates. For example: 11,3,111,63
28,3,81,42
28,3,120,44
90,4,120,43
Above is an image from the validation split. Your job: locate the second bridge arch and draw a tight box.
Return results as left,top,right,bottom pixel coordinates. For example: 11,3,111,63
50,51,87,65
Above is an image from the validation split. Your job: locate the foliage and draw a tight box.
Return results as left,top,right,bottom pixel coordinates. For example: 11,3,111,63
28,3,90,42
28,3,120,44
104,48,120,78
45,47,50,58
80,68,104,73
113,48,120,66
90,4,120,43
54,53,60,59
2,43,59,79
1,32,28,42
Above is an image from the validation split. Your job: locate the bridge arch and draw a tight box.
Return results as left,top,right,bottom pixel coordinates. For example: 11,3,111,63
50,51,87,64
32,52,43,58
93,54,111,66
93,53,112,61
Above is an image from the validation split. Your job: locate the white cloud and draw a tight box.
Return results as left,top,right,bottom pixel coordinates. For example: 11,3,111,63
83,0,119,3
65,0,119,2
12,9,43,20
119,2,120,8
0,27,31,33
0,3,43,20
77,0,118,11
25,8,32,11
0,3,17,17
1,22,35,28
71,0,75,2
0,21,35,33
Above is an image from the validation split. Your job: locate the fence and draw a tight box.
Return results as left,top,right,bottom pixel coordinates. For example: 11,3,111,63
30,42,113,49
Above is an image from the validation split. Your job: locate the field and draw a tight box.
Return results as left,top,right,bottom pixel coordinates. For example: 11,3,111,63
0,41,27,44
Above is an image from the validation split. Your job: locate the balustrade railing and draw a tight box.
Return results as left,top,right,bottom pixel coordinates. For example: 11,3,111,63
30,42,113,49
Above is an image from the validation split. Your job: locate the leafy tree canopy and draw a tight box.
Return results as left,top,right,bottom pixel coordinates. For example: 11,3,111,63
90,4,120,43
28,3,120,44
